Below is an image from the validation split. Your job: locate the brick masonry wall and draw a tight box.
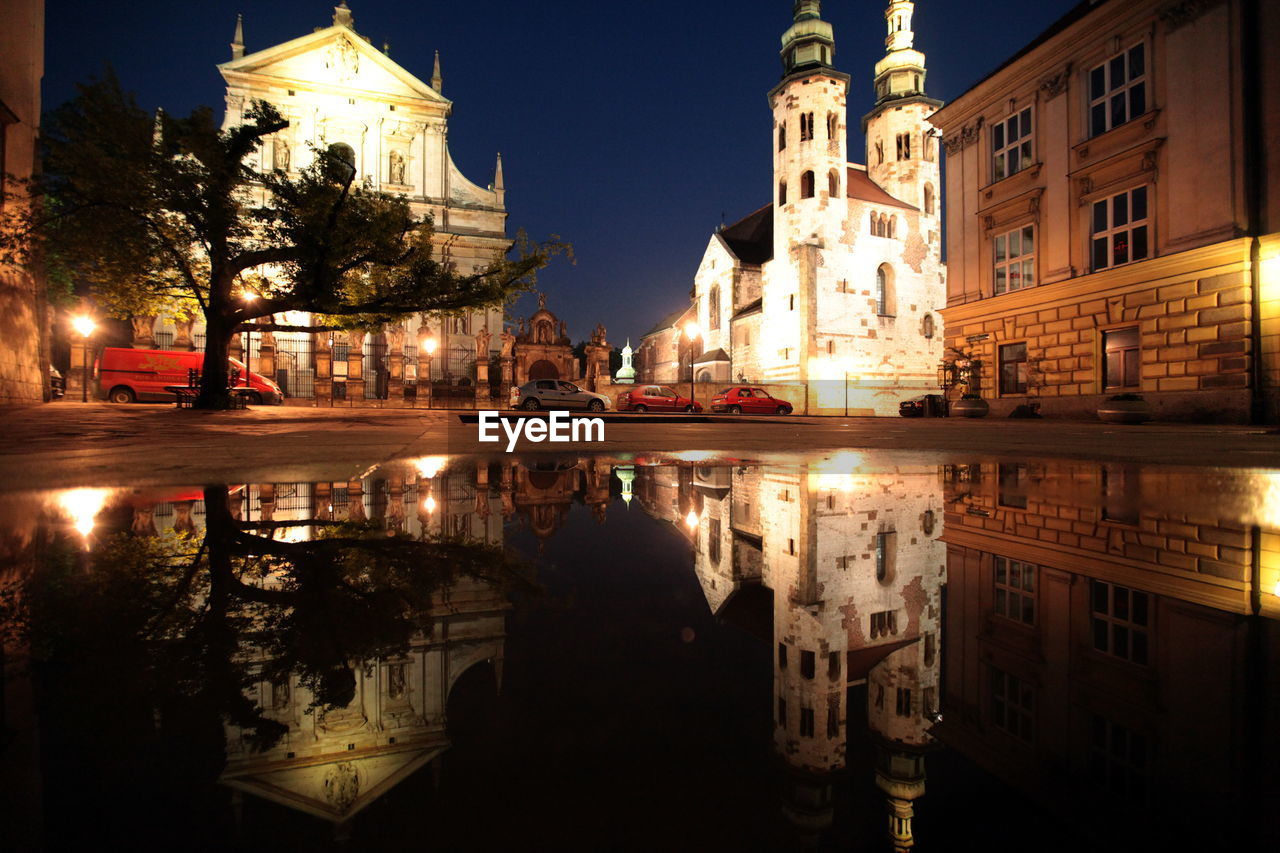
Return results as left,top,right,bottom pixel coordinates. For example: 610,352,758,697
945,267,1254,421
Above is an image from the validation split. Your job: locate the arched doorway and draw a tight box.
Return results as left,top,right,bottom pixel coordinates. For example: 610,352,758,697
528,359,559,380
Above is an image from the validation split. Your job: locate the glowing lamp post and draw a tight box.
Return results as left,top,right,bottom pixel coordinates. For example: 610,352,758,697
684,321,701,412
241,292,259,388
71,315,96,402
420,336,437,408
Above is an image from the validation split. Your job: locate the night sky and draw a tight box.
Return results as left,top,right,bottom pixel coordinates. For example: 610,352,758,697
43,0,1076,347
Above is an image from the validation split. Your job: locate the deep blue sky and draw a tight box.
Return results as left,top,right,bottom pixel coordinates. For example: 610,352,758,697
43,0,1076,346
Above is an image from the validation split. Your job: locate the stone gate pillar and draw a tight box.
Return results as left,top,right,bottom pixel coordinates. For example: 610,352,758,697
131,315,156,349
173,317,195,351
386,323,406,406
314,333,333,406
257,326,276,385
346,330,366,403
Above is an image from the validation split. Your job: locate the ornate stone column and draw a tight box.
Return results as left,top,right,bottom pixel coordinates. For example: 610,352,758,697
257,325,277,385
346,329,366,403
346,478,366,522
473,327,492,409
386,323,406,406
258,483,276,523
314,332,333,406
173,317,195,352
131,315,156,349
418,352,432,408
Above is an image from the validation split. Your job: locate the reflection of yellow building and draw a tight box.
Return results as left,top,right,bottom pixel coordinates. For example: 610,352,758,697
938,460,1280,848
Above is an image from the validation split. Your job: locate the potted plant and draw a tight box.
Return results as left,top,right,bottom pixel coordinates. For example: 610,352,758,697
952,392,989,418
1098,392,1151,424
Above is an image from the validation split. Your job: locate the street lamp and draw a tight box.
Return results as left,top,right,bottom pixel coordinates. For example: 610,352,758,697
242,291,259,389
420,336,437,408
684,321,701,412
71,315,96,402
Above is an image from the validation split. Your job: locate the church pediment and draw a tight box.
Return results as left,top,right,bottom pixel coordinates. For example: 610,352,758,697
219,25,448,106
222,740,448,823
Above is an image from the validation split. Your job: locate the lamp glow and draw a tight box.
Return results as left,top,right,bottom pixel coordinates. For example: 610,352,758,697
423,495,437,513
684,322,701,340
422,337,438,355
685,509,699,528
56,488,110,539
415,455,448,479
71,315,96,338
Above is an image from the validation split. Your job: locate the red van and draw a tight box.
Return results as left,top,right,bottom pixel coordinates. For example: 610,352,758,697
95,347,283,405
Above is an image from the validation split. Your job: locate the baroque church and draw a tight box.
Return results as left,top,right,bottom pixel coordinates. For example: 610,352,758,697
660,0,946,416
146,2,511,401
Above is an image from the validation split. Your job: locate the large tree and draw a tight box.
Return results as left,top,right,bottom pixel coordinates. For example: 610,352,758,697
0,73,565,408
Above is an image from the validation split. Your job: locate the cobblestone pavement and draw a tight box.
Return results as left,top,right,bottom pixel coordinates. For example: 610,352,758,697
1,401,1278,489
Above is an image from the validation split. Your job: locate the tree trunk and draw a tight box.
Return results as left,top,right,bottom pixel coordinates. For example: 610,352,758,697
195,316,234,409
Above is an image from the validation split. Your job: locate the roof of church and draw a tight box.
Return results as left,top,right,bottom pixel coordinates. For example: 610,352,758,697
642,306,692,339
718,203,774,265
846,167,918,210
693,348,730,365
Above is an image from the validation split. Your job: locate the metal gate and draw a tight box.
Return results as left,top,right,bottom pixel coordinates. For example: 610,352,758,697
274,334,316,399
364,338,389,400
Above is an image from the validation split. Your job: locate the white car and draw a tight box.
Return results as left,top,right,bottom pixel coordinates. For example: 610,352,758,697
510,379,613,412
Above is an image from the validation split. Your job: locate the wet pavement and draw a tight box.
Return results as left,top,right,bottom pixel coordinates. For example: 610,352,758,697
1,449,1277,851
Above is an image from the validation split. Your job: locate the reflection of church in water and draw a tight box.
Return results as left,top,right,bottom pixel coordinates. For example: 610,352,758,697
635,458,946,849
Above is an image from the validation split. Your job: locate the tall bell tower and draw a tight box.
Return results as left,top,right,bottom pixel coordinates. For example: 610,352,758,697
763,1,851,382
863,1,943,221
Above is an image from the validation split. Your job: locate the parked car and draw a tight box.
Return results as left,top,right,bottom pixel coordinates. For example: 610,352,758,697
509,379,612,412
95,347,283,405
898,394,948,418
615,384,703,413
709,386,793,415
49,366,65,399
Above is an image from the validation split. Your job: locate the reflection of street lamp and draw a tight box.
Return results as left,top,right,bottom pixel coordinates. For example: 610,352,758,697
71,315,96,402
684,321,701,412
685,509,699,529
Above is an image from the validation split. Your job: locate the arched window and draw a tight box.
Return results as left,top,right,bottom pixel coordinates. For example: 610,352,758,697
778,123,786,151
828,169,839,198
326,142,357,181
887,216,897,239
922,313,935,339
924,184,935,215
779,181,788,205
800,171,815,199
875,140,885,164
800,112,814,141
869,212,877,233
709,285,720,330
827,112,838,140
875,265,896,316
924,134,936,162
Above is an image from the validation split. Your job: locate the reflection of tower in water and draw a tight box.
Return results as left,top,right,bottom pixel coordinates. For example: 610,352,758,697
671,458,944,848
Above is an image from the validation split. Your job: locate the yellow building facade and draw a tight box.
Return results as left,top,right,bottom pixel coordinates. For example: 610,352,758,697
933,0,1280,421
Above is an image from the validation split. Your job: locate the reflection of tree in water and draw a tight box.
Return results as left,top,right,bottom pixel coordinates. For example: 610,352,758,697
1,484,528,843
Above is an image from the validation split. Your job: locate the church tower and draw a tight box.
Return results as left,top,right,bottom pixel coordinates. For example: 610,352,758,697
863,1,943,224
764,1,851,382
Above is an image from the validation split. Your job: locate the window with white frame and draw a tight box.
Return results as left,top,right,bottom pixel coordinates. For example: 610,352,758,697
991,667,1034,742
994,224,1035,294
1091,580,1150,665
1089,43,1147,138
1091,186,1150,271
992,107,1032,181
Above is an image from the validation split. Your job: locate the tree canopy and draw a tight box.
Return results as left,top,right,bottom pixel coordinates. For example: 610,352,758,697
0,72,567,407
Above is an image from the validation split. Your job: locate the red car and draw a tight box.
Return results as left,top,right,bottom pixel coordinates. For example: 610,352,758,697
616,384,704,413
710,386,793,415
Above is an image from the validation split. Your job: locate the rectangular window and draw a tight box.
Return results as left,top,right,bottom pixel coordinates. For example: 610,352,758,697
1089,715,1150,803
828,651,841,680
991,667,1035,742
1092,186,1150,271
994,556,1036,625
992,106,1033,181
1090,43,1147,137
998,463,1028,510
895,687,912,717
994,225,1035,294
827,695,841,737
800,707,815,737
778,643,788,669
1091,580,1150,664
999,343,1028,395
1102,464,1140,526
800,650,816,679
778,696,787,726
1103,327,1141,389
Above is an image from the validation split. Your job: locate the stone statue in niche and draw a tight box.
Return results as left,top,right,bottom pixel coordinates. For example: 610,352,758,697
273,137,290,172
388,149,406,184
475,325,491,357
500,328,515,358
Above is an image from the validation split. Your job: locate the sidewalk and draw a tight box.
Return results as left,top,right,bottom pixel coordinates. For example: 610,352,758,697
1,401,1278,490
